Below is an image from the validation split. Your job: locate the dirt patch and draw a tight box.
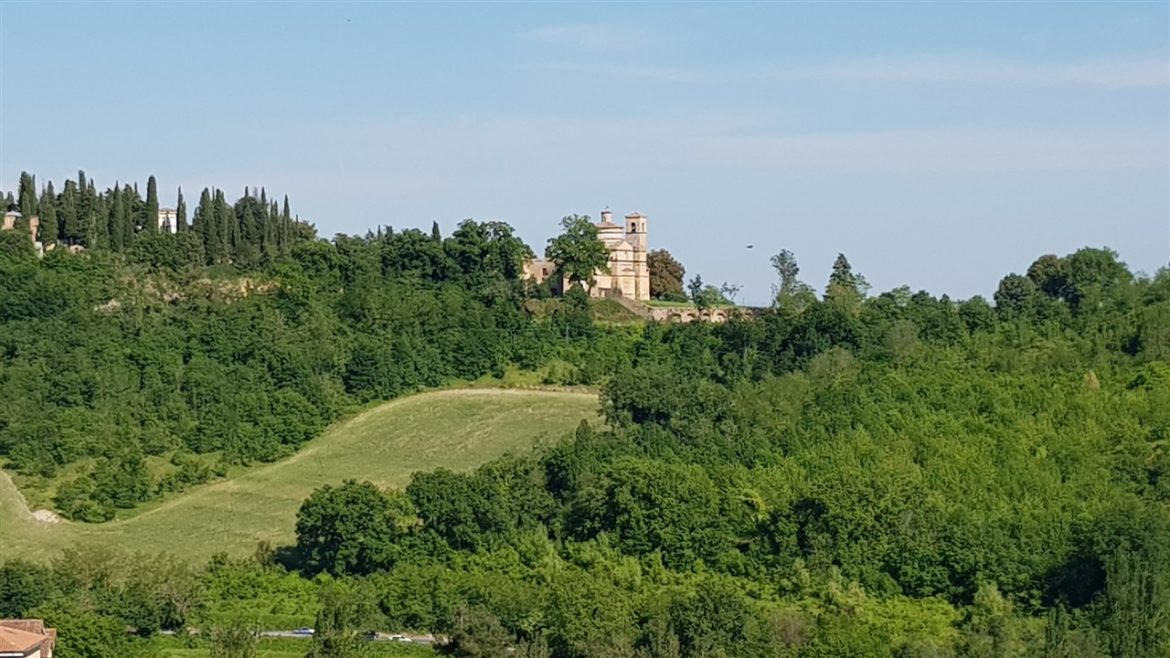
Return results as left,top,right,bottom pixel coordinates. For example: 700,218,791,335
32,509,61,524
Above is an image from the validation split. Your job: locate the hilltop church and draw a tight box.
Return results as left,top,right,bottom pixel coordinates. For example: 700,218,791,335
525,209,651,302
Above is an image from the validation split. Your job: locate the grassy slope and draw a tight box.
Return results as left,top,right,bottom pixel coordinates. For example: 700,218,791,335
0,389,598,563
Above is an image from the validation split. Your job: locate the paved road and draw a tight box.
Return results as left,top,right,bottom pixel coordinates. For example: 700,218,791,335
259,630,435,644
160,629,434,645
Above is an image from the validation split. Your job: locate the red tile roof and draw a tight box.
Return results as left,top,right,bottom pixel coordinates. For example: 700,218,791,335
0,620,54,657
0,626,43,653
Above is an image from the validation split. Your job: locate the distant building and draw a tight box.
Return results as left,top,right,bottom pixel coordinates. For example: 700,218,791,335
525,209,651,302
2,210,22,231
158,208,178,233
0,619,56,658
2,211,43,255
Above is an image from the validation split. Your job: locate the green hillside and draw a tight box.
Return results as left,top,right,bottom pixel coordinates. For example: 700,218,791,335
0,389,598,563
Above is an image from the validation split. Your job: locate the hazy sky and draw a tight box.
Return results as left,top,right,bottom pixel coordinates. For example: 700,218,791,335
2,2,1167,305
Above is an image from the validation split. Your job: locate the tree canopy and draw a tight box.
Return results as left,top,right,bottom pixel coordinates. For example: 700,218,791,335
545,214,609,287
648,248,686,301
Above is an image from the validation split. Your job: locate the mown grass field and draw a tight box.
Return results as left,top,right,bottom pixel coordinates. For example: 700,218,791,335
0,389,598,563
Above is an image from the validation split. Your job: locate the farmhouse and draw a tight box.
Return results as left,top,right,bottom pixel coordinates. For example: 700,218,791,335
525,209,651,302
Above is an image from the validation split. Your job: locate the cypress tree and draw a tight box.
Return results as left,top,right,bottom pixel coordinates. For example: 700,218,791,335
278,195,292,256
431,221,442,243
83,181,100,248
195,188,217,263
77,171,89,234
215,189,232,262
38,185,58,246
145,175,160,233
121,183,136,246
3,192,14,211
262,205,277,263
76,171,88,237
61,181,80,245
17,171,37,220
109,185,125,251
176,187,187,232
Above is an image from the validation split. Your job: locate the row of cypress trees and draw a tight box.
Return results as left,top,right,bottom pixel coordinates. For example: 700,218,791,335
4,170,301,267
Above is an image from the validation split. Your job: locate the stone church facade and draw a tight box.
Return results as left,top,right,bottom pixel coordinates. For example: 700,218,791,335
525,210,651,302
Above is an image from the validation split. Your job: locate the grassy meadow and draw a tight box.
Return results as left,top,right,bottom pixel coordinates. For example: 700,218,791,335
0,389,598,563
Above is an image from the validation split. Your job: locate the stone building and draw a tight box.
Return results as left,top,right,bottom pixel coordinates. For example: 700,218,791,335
158,208,178,233
2,211,43,256
525,209,651,302
2,211,37,239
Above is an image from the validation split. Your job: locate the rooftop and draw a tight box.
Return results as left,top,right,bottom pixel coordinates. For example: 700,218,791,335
0,626,45,654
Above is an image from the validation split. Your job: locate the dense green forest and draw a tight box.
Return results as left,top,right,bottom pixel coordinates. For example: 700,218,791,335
1,172,1168,657
1,171,627,521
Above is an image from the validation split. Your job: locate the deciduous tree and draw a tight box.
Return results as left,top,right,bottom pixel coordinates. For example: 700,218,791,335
546,214,608,288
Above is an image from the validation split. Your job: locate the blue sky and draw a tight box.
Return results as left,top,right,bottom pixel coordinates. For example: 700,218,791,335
2,2,1167,305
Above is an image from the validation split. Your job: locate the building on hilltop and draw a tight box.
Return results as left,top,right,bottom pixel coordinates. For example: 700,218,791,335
157,208,178,233
0,619,56,658
2,211,44,256
2,211,38,239
525,209,651,302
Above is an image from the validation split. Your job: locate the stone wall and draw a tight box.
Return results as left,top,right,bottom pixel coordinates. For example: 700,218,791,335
646,306,734,324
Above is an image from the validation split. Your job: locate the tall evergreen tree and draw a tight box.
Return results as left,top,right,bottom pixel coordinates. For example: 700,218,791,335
38,185,58,246
176,187,187,232
77,170,89,237
60,181,80,244
825,253,868,306
262,202,277,263
77,172,90,237
431,221,442,243
145,175,160,233
280,195,292,256
108,185,125,251
216,189,233,262
194,188,217,263
17,171,37,220
84,181,101,248
121,183,136,246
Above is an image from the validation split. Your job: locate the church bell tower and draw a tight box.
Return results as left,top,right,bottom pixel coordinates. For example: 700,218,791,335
624,212,648,253
624,212,650,301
